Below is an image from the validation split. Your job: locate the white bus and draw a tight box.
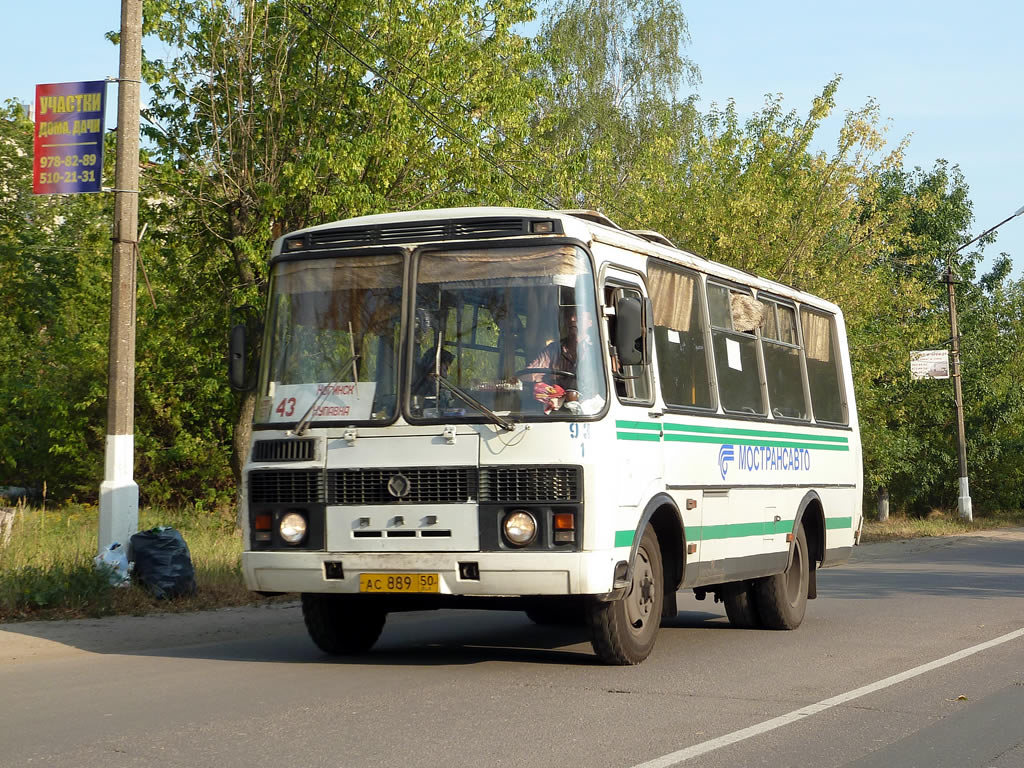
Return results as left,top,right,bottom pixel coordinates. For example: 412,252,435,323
230,207,863,665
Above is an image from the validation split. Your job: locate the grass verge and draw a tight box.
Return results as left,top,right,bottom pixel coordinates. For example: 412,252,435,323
860,509,1024,543
0,502,276,623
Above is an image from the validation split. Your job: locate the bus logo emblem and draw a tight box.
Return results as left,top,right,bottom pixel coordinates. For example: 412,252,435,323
387,473,412,499
718,445,735,480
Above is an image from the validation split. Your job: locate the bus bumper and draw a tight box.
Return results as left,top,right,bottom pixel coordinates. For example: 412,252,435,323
242,549,624,597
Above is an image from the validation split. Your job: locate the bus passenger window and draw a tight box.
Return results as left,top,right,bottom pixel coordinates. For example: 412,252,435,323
761,300,808,421
708,283,765,416
801,308,846,424
647,262,712,409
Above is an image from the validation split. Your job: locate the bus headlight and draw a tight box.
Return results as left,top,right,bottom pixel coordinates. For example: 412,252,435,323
279,512,308,544
503,510,537,547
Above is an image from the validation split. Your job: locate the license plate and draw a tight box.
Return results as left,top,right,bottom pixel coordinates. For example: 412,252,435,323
359,573,440,593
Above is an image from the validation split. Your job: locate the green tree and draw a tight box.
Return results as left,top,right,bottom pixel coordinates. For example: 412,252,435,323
530,0,700,216
0,101,112,498
139,0,541,496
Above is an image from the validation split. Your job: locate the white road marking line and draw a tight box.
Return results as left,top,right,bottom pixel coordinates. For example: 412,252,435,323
631,627,1024,768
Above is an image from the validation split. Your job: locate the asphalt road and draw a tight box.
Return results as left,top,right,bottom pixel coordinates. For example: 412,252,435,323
2,529,1023,768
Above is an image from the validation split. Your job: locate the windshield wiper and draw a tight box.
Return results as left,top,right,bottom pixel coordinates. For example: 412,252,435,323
430,373,515,432
292,353,360,436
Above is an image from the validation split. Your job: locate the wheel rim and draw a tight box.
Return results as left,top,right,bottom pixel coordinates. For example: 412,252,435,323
625,545,656,636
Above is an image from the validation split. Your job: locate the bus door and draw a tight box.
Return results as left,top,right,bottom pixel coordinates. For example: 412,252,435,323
601,267,662,508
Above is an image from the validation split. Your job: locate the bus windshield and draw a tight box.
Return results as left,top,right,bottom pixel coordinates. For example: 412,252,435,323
410,245,606,421
256,253,403,425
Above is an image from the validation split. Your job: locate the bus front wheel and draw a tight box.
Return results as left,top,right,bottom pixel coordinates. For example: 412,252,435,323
588,526,664,665
754,525,809,629
301,593,386,654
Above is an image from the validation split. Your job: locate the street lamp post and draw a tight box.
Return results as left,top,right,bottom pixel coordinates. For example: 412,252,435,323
945,203,1024,522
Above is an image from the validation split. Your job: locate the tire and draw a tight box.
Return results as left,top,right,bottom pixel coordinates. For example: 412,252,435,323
301,593,387,655
722,580,762,629
588,526,664,665
754,525,809,630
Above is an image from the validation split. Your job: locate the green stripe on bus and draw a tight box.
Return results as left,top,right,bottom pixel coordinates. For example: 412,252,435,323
613,419,850,451
623,518,851,549
698,522,772,540
689,517,852,541
615,420,662,431
663,433,849,451
662,422,849,444
826,516,853,529
617,432,662,442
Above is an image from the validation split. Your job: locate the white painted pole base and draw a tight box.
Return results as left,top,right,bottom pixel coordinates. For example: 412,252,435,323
957,476,973,522
98,434,139,555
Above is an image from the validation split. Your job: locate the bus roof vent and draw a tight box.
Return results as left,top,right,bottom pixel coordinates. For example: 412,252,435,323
627,230,676,248
298,216,563,250
559,210,622,230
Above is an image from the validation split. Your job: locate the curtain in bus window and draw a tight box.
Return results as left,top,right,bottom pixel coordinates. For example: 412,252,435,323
800,308,846,424
275,255,402,291
417,245,579,284
648,265,694,331
648,262,712,408
730,293,764,333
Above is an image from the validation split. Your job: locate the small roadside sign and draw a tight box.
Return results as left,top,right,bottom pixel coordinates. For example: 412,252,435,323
910,350,950,380
33,80,107,195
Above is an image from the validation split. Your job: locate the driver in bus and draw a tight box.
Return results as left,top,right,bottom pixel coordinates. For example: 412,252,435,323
522,304,604,414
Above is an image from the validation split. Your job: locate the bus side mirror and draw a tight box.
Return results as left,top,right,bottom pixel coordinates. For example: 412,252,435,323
229,323,252,391
615,296,646,367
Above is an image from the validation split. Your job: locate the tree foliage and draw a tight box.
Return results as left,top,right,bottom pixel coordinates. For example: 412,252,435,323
2,2,1024,517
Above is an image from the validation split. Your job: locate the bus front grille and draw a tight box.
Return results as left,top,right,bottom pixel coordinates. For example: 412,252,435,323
327,467,477,505
478,466,582,503
248,469,324,504
248,466,583,506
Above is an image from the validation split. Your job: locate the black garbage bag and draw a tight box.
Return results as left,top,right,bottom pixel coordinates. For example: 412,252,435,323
129,526,198,599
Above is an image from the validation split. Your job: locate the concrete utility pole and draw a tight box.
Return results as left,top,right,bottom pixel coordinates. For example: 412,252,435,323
98,0,143,553
944,268,971,522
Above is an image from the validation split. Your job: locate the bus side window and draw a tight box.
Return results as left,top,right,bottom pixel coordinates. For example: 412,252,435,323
708,282,766,416
800,308,847,424
604,285,652,403
760,299,809,421
647,261,713,409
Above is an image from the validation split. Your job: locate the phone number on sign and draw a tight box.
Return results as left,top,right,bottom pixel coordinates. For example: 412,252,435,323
37,170,97,185
38,154,98,169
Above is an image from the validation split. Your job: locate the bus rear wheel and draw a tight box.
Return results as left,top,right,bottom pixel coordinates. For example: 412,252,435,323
754,525,809,629
301,593,387,654
722,581,762,629
588,526,664,665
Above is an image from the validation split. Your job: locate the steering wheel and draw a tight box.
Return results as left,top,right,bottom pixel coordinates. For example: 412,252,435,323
514,367,576,379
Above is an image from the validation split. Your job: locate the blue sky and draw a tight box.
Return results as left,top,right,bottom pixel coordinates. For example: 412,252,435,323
3,1,1022,277
683,1,1024,277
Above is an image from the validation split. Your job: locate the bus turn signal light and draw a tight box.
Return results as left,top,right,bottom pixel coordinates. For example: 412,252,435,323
553,512,575,543
553,513,575,530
